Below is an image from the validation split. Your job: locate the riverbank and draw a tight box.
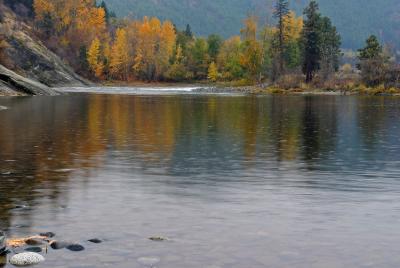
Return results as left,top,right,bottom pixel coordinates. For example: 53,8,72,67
2,78,400,97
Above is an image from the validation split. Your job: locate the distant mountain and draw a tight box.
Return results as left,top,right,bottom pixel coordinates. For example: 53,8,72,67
101,0,400,49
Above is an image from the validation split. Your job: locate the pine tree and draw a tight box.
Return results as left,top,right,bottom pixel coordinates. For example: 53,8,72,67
358,35,382,61
357,35,388,86
185,24,193,39
301,0,321,83
273,0,289,75
319,17,341,79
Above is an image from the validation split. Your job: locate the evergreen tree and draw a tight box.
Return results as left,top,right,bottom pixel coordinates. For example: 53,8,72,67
319,17,341,79
357,35,388,86
301,0,321,83
273,0,289,75
185,24,193,38
207,34,223,61
358,35,382,61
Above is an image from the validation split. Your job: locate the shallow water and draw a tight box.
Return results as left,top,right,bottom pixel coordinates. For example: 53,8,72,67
0,90,400,267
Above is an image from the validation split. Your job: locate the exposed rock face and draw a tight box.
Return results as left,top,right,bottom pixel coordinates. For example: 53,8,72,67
0,64,59,96
0,3,92,95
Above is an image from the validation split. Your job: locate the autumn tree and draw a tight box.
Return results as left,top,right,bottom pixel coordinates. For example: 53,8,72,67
240,16,263,82
217,36,244,80
208,62,218,82
156,21,176,78
110,28,130,80
165,45,191,81
87,38,104,78
283,11,303,70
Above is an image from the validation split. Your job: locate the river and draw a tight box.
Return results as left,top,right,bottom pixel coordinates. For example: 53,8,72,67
0,88,400,267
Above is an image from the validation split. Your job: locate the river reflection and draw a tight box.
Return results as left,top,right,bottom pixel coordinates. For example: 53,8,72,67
0,94,400,267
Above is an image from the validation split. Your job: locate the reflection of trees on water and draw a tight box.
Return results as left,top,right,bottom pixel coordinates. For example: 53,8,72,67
0,94,399,230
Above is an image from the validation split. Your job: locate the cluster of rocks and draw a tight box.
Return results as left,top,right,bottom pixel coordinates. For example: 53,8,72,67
1,231,103,266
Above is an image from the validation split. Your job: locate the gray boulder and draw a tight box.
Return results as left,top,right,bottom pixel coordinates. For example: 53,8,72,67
9,252,45,266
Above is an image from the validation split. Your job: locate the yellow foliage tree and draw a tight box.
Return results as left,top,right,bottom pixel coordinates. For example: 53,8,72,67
87,38,104,78
283,11,303,42
110,28,130,80
240,16,263,81
208,62,218,82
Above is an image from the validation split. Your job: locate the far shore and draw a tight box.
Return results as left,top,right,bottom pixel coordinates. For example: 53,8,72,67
2,81,400,97
60,81,400,97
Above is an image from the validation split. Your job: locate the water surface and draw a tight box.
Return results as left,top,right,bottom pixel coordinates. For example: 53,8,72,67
0,90,400,267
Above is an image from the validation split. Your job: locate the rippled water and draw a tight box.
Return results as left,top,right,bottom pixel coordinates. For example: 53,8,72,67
0,90,400,267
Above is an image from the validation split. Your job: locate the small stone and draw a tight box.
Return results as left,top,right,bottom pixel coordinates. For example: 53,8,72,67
88,239,102,244
66,244,85,252
9,252,45,266
50,241,69,250
25,247,42,253
14,205,29,209
137,256,160,267
39,232,55,238
25,238,43,246
148,236,168,242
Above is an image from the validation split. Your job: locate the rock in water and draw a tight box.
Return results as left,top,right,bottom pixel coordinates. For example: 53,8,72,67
66,244,84,252
9,252,45,266
24,247,42,253
88,238,102,244
148,236,168,242
137,256,160,267
39,232,55,238
25,238,43,246
50,241,69,250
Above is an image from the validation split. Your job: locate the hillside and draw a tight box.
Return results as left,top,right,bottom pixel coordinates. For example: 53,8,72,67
102,0,400,49
0,2,90,95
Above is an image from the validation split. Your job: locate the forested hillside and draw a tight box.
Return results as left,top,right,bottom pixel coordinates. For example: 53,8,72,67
101,0,400,49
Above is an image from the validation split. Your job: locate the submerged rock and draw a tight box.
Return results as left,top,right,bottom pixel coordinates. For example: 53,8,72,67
24,247,42,253
49,241,69,250
9,252,45,266
25,238,43,246
137,256,160,267
88,238,102,244
149,236,168,242
66,244,84,252
39,232,55,238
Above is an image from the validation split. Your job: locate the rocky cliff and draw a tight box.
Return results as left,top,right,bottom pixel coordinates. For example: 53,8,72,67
0,3,91,96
